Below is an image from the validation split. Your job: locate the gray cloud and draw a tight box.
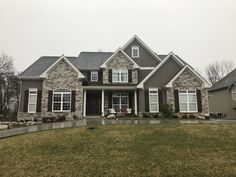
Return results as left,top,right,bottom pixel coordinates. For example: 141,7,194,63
0,0,235,72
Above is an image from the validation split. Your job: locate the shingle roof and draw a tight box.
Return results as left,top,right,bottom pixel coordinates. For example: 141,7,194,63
208,68,236,92
19,52,113,77
77,52,113,70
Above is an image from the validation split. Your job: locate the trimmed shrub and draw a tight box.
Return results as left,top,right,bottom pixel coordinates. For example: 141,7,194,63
181,114,188,119
160,104,174,118
189,114,196,119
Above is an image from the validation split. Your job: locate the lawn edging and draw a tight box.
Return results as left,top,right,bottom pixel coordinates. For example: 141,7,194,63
0,119,235,139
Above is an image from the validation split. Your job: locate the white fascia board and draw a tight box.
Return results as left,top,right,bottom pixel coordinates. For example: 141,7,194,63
40,55,85,79
100,48,140,69
122,35,162,62
227,82,236,92
136,52,185,89
17,76,43,80
166,65,211,88
140,67,155,70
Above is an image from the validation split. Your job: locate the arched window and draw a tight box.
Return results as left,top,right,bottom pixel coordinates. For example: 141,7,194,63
53,89,71,112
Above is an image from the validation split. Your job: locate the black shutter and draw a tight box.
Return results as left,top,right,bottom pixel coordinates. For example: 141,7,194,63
158,89,163,111
108,92,112,108
109,69,112,83
197,90,202,112
23,90,29,112
129,93,133,109
48,90,53,112
71,90,76,112
128,70,132,83
36,90,42,112
87,71,90,81
174,90,179,113
145,90,149,112
98,70,103,82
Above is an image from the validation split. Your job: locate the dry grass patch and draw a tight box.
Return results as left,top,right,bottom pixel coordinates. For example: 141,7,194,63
0,124,235,177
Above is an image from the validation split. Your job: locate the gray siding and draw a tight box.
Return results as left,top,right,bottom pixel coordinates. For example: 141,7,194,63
19,80,43,112
209,87,236,119
144,57,183,89
124,39,159,67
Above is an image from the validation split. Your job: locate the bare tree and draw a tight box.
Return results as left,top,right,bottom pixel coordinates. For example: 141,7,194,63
0,53,20,119
0,53,14,75
205,60,235,84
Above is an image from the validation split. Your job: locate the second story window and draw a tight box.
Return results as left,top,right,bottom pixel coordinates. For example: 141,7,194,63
91,71,98,82
112,69,128,83
131,46,139,58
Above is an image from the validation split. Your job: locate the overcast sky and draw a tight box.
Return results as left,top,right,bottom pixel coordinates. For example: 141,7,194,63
0,0,236,73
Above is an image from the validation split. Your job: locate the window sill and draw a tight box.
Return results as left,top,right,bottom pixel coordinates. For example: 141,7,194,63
52,110,71,113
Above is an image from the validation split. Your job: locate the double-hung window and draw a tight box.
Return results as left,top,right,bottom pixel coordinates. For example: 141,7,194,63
112,93,129,112
91,71,98,82
28,88,38,113
53,89,71,112
112,69,128,83
149,88,159,112
179,90,197,112
232,89,236,100
131,46,139,58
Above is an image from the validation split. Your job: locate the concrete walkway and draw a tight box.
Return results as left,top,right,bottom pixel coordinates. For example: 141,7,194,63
0,118,235,139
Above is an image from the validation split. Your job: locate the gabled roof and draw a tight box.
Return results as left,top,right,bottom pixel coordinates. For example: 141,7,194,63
209,68,236,92
166,65,211,88
137,52,185,88
40,55,85,78
227,82,236,91
122,35,162,62
100,48,140,69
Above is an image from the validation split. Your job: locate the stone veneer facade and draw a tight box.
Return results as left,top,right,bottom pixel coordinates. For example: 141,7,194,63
18,59,83,121
166,69,209,118
103,51,138,84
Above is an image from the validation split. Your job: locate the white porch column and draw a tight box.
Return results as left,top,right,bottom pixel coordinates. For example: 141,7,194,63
134,89,138,115
83,90,86,117
101,90,104,117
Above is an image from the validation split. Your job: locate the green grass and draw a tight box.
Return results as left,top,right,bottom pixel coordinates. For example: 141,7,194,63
0,124,235,177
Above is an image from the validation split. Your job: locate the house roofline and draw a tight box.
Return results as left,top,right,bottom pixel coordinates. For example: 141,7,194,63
100,48,140,69
40,55,85,79
122,35,162,62
137,52,185,89
165,65,211,88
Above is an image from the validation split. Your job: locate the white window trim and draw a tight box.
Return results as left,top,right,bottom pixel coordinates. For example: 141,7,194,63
52,90,71,112
149,88,159,113
179,90,198,113
112,93,129,112
91,71,98,82
131,46,139,58
232,89,236,100
28,88,38,113
112,69,128,83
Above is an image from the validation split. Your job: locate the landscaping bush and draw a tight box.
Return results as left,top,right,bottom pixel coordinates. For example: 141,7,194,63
189,114,196,119
142,112,150,118
160,104,173,118
172,114,179,119
152,113,161,118
181,114,188,119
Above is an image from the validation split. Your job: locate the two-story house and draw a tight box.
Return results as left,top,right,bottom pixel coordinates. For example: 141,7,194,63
18,35,210,120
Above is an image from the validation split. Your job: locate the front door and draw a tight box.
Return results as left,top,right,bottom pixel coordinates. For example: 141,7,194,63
86,91,101,115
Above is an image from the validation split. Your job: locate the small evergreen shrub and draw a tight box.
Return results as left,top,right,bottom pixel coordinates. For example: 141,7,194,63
160,104,174,118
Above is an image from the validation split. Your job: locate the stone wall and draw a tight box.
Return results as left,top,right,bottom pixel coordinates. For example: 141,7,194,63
166,68,209,118
41,59,83,118
18,59,83,121
103,51,138,84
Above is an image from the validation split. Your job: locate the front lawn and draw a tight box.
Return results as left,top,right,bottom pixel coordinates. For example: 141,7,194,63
0,124,235,177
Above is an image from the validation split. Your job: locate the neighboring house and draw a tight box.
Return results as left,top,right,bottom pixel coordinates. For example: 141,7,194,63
17,35,210,120
208,69,236,119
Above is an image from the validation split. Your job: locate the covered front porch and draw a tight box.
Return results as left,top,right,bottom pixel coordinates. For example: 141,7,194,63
83,86,138,117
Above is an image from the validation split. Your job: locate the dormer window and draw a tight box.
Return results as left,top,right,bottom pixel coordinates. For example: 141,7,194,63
112,69,128,83
131,46,139,58
91,71,98,82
